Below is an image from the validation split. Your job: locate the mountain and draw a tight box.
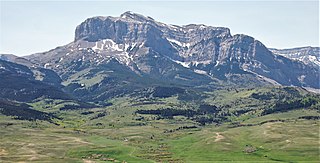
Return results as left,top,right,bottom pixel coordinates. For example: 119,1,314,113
269,47,320,67
23,12,319,101
0,59,70,102
1,12,320,163
0,54,37,67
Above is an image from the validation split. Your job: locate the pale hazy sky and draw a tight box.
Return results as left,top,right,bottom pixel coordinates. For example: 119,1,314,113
0,0,319,56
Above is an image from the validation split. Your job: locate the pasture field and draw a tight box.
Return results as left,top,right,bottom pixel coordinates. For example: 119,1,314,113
1,87,319,162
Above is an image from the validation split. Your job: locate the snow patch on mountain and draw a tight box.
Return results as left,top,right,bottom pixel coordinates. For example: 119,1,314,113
194,69,207,75
173,60,190,68
44,63,50,68
166,38,191,48
72,39,135,65
270,47,320,67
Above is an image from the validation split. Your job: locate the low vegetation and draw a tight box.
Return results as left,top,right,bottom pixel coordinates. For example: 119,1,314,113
0,86,319,162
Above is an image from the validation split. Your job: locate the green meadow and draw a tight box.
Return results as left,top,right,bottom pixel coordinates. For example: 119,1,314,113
0,87,319,162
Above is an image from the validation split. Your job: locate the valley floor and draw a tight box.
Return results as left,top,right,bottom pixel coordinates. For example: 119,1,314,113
1,87,319,162
0,113,319,163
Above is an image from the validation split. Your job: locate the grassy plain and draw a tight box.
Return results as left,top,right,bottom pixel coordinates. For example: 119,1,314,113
0,87,319,162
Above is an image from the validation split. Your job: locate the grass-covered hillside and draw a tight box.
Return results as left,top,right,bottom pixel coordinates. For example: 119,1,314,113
0,86,319,162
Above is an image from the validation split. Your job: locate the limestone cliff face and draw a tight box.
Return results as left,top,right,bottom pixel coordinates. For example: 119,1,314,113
270,47,320,67
25,11,319,89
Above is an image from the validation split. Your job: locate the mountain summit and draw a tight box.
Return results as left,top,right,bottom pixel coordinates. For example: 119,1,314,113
24,11,319,101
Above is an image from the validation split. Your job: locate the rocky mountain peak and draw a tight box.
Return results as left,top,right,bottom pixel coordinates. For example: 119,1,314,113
26,12,320,91
74,12,232,43
269,46,320,67
74,12,160,42
120,11,154,22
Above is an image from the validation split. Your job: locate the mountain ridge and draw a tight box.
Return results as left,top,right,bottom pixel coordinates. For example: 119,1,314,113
269,46,320,67
5,11,320,101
